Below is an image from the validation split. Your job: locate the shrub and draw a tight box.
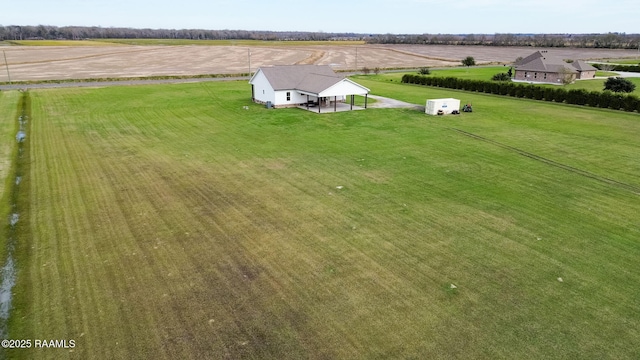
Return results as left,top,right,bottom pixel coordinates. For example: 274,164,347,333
498,83,511,95
532,86,544,100
599,91,613,109
623,94,639,112
609,93,624,110
508,84,519,97
604,77,636,93
586,91,602,107
596,64,640,73
566,89,588,105
552,88,567,103
418,67,431,75
491,73,511,81
543,88,556,101
522,85,534,99
400,73,638,113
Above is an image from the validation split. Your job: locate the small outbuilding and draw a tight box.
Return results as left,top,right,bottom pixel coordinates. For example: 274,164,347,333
425,98,460,115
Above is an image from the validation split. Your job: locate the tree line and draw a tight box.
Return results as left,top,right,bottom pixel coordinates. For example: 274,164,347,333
365,33,640,49
0,25,361,41
1,25,639,49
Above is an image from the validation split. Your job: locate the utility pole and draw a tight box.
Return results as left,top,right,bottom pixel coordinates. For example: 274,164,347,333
355,47,358,73
3,51,10,85
248,48,251,78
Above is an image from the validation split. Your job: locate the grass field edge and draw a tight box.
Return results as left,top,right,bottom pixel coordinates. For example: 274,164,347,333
3,92,33,358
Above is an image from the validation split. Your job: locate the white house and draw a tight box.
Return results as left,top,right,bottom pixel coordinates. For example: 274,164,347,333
249,65,370,113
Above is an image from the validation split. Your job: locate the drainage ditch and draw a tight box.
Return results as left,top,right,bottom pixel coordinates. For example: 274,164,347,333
0,91,30,340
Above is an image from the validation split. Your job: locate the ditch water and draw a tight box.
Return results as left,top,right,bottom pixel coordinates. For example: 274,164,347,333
0,92,29,340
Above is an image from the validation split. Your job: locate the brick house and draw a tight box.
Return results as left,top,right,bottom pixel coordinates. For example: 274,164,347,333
514,51,597,84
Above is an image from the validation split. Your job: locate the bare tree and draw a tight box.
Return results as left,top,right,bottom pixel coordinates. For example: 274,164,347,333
557,66,576,85
599,63,616,72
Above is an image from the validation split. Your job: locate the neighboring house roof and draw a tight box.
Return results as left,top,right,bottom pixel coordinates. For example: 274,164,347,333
250,65,369,95
519,57,578,74
514,51,545,66
515,51,596,74
572,60,597,72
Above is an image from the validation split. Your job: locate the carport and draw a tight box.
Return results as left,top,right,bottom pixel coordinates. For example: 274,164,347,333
297,77,370,114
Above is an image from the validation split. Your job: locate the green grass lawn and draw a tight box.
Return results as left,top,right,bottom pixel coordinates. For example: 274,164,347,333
0,91,21,262
546,77,640,96
596,70,619,77
596,58,640,65
5,79,640,359
375,66,640,96
429,66,510,80
371,66,508,83
0,91,19,201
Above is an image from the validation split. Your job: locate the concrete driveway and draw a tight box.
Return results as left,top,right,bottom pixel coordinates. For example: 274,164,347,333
367,94,423,111
613,71,640,78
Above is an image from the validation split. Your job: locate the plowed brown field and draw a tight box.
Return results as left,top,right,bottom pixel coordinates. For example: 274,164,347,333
1,44,639,81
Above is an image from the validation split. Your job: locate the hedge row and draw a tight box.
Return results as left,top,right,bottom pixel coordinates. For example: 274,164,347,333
592,63,640,73
401,74,640,113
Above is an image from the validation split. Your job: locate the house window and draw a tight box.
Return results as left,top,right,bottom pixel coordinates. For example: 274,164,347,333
534,72,538,79
525,72,528,78
286,92,291,101
544,73,547,79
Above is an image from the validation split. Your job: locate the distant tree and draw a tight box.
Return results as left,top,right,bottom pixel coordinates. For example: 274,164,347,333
507,67,513,77
462,56,476,67
362,67,371,75
373,67,381,75
604,77,636,93
418,67,431,75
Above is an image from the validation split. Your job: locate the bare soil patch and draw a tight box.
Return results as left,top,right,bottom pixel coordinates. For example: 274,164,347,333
1,44,638,82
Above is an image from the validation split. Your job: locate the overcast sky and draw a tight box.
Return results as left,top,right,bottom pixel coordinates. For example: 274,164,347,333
2,0,638,34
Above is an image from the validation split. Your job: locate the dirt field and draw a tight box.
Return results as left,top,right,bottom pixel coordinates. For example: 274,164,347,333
1,44,639,81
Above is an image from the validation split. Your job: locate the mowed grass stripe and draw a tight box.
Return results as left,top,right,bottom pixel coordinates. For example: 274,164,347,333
449,127,640,194
9,81,640,359
13,91,148,359
354,77,640,187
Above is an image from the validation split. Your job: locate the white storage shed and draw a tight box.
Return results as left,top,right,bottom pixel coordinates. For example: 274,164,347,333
425,98,460,115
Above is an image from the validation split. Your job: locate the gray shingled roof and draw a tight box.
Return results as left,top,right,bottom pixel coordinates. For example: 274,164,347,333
515,51,596,73
572,60,597,71
514,51,545,66
257,65,344,93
